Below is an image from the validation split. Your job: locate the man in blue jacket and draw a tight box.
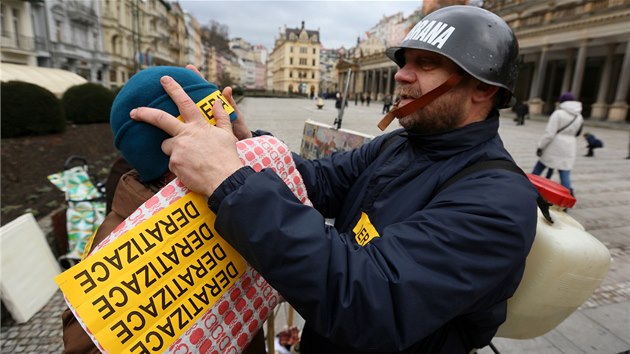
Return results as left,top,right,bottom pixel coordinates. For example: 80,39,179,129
131,5,538,353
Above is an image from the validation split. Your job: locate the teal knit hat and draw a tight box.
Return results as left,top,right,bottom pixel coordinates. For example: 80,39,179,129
110,66,237,182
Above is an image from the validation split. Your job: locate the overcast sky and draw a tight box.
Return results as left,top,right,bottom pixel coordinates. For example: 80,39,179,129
179,1,423,50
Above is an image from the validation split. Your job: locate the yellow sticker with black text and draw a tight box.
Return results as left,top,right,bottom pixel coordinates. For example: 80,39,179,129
176,90,235,125
353,212,380,246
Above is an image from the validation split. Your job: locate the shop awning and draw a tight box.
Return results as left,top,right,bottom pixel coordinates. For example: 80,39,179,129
0,63,88,97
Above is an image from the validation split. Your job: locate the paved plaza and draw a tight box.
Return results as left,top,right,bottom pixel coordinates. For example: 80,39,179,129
1,97,629,353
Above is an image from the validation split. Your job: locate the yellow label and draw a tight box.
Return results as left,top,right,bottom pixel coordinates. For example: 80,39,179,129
55,193,246,353
176,90,235,125
81,230,98,261
352,212,380,246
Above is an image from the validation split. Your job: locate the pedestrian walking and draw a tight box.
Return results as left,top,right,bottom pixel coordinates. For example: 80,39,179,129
532,92,584,194
335,92,343,112
514,100,529,125
382,94,392,114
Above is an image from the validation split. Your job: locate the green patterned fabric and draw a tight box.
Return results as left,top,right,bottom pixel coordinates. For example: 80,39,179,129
48,166,105,260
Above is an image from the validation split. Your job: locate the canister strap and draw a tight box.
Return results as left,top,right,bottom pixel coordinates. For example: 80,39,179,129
435,160,554,224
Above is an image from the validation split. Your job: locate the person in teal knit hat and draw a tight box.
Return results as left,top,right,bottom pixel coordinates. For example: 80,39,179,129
61,66,266,354
110,65,238,182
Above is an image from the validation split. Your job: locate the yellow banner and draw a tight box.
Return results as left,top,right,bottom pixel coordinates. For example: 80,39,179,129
176,90,235,125
55,193,246,353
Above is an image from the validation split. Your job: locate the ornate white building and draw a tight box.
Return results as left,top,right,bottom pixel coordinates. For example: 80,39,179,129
486,0,630,122
1,0,38,66
42,0,110,85
336,8,422,102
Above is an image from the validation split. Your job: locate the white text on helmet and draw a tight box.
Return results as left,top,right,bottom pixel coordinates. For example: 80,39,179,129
404,20,456,49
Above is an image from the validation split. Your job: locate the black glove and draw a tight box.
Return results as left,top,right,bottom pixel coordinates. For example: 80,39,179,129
536,148,543,157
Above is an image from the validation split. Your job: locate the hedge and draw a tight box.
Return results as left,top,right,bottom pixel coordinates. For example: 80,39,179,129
1,81,65,138
62,83,114,124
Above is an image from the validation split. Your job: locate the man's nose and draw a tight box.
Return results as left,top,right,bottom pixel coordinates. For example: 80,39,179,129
394,65,415,84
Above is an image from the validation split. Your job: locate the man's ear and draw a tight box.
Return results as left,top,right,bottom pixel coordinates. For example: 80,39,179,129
472,82,500,104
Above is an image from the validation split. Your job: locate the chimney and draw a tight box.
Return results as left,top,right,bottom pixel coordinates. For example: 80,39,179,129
301,21,305,30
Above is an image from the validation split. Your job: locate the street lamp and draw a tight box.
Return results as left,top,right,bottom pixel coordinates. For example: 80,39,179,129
333,67,352,129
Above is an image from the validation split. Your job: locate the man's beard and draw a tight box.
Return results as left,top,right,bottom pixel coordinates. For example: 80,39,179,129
395,84,466,134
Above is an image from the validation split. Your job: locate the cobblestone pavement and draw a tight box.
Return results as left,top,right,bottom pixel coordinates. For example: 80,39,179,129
1,97,629,353
1,290,65,353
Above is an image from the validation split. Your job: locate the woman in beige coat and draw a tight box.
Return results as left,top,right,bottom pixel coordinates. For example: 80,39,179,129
531,92,584,194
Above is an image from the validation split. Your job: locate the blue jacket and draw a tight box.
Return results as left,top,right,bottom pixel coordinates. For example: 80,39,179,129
209,111,538,353
585,134,603,148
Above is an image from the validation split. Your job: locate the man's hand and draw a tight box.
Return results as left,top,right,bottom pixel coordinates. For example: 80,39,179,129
221,86,252,140
130,75,244,196
185,64,252,140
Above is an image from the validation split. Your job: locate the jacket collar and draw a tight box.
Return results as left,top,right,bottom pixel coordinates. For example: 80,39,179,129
401,109,500,160
111,170,173,218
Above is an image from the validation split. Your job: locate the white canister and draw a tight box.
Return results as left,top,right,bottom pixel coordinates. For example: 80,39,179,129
496,174,611,339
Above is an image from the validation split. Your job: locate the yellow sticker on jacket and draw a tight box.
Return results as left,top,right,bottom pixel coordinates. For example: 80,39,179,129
353,212,380,246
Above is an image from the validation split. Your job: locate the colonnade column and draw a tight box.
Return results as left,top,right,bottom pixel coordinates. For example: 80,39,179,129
561,49,574,94
528,45,549,114
386,67,392,95
547,62,558,102
377,69,383,99
608,41,630,121
351,69,356,96
591,44,615,119
371,70,377,97
570,40,588,98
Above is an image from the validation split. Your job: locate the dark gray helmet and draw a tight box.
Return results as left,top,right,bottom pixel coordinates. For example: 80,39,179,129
386,5,519,107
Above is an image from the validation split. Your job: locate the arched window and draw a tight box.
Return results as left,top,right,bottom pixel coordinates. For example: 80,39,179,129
111,35,119,55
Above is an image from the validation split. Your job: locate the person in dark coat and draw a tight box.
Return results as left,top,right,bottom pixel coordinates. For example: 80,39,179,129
514,101,529,125
583,132,604,157
382,94,393,114
131,6,537,354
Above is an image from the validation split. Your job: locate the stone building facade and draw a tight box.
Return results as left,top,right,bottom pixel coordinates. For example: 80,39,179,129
230,38,268,89
100,0,192,88
268,21,321,96
486,0,630,122
1,0,38,66
335,0,630,122
335,8,424,103
184,13,204,71
42,0,109,85
2,0,202,90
